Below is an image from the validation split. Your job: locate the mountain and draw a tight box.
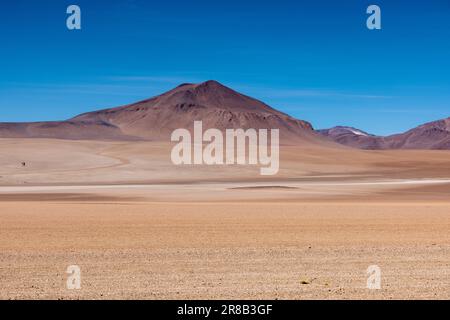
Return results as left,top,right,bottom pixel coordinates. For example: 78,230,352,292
318,117,450,150
0,80,322,143
4,80,447,149
318,126,371,137
317,126,386,149
317,126,381,149
384,117,450,149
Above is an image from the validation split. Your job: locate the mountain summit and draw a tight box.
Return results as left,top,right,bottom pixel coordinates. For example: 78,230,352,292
0,81,318,142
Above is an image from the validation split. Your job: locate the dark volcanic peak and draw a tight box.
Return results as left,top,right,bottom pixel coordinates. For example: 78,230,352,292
0,80,319,143
69,80,316,141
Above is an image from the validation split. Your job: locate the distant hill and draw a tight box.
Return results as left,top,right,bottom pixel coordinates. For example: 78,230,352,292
318,118,450,150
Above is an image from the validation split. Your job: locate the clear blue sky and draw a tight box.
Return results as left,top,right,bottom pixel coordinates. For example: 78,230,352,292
0,0,449,135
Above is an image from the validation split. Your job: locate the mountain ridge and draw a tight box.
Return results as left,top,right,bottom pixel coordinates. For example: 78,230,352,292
1,80,449,149
318,117,450,150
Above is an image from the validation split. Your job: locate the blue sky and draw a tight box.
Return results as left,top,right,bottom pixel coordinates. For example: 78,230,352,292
0,0,449,135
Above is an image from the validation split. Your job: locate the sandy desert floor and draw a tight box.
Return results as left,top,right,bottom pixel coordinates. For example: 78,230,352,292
0,139,449,299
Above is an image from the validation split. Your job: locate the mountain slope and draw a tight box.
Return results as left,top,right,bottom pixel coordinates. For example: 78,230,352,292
384,117,450,149
0,120,134,140
319,118,450,150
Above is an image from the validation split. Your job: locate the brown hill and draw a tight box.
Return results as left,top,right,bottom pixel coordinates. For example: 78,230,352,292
384,117,450,149
71,80,317,141
0,80,326,144
317,126,382,149
318,117,450,150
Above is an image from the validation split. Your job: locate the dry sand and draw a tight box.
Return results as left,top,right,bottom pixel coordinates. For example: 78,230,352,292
0,139,449,299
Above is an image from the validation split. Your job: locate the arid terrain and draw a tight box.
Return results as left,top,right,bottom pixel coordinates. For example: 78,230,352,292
0,138,449,299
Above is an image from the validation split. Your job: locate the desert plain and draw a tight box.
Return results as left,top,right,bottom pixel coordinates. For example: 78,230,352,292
0,138,449,299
